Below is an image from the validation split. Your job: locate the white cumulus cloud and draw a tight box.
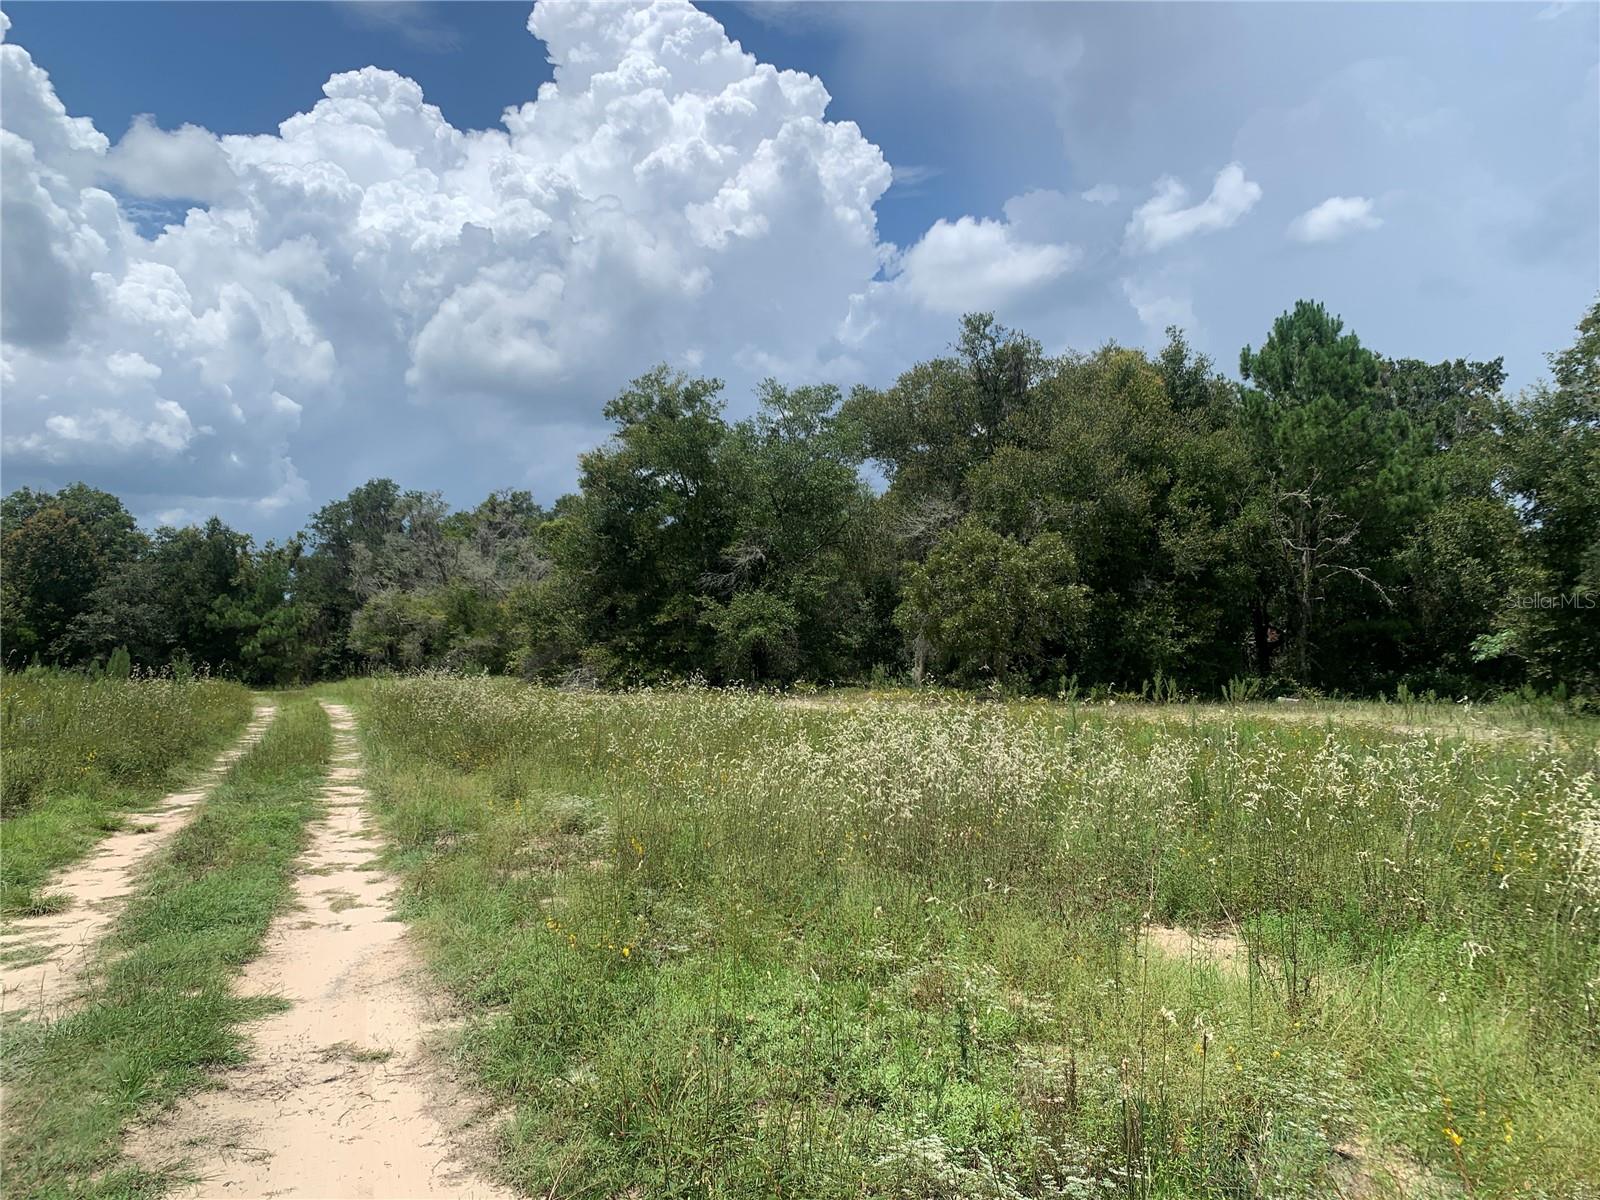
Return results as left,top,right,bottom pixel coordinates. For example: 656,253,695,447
0,0,905,522
896,209,1078,315
102,115,238,203
1287,194,1382,243
1124,162,1261,253
1121,278,1195,334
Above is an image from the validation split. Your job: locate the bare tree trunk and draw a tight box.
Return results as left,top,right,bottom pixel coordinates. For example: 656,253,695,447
1250,595,1273,677
1297,508,1316,679
1273,471,1393,684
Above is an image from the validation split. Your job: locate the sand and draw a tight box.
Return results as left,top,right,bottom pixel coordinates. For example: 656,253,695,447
129,702,510,1200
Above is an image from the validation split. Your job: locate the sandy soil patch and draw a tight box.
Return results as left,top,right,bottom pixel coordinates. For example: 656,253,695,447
1331,1133,1452,1198
1140,924,1249,977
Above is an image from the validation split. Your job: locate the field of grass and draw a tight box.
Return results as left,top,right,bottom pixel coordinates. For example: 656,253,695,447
356,678,1600,1199
0,670,254,915
1,695,331,1200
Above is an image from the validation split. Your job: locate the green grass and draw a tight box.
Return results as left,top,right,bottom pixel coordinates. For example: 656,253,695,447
1,670,254,915
355,677,1600,1199
0,696,331,1200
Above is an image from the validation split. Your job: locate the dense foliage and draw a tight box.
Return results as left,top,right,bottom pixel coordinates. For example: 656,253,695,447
3,299,1595,699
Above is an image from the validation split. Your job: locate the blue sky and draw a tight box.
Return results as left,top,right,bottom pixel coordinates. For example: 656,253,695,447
1,1,1595,535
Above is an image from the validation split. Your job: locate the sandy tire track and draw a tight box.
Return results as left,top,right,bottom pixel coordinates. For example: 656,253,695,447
129,701,511,1200
0,702,278,1020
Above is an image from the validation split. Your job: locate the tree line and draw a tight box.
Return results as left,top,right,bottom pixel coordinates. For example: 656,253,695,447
4,298,1596,700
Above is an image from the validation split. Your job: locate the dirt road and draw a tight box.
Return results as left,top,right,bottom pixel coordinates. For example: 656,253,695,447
131,702,509,1200
0,702,278,1019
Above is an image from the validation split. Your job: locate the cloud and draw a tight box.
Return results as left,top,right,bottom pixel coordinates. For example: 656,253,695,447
7,400,196,463
829,187,1085,355
1287,194,1382,243
0,0,900,523
1121,278,1195,335
106,351,163,381
102,115,237,202
895,215,1078,315
889,163,942,193
1080,183,1119,205
338,2,462,51
1124,162,1261,253
887,190,1079,317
